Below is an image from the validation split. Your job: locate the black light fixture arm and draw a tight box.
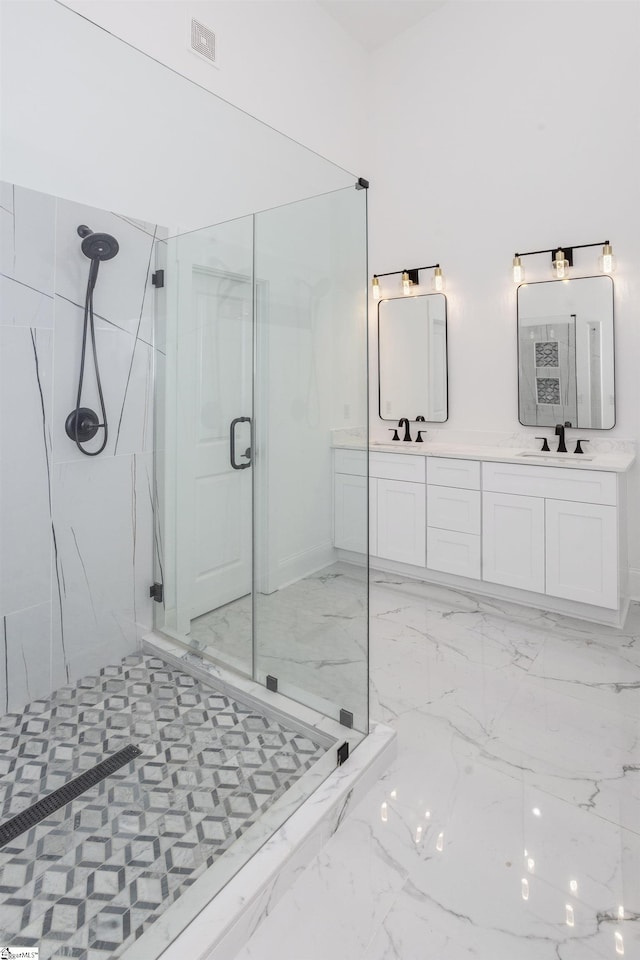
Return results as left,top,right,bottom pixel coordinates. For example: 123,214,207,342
373,263,440,280
514,241,609,259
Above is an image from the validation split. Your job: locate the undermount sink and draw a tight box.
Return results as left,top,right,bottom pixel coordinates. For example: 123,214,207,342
518,451,594,463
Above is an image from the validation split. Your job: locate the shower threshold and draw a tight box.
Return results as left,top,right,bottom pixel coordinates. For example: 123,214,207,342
0,638,395,960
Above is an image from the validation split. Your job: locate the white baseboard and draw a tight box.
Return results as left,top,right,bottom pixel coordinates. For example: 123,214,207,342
628,567,640,603
267,541,337,594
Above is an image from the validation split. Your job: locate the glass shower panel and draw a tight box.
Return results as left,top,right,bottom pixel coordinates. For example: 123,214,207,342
253,185,369,732
157,216,254,675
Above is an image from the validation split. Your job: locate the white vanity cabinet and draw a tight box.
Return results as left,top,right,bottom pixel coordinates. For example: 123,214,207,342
371,453,426,565
333,449,426,566
482,461,619,609
333,449,368,554
426,458,481,579
545,499,618,608
482,492,545,592
333,444,630,625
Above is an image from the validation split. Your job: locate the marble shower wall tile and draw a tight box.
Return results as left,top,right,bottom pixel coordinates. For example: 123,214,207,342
50,454,148,687
0,326,53,616
0,183,160,715
0,182,56,298
1,602,52,712
0,274,54,328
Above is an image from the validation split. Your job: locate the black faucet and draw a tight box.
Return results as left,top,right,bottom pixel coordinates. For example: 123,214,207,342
398,418,412,442
555,421,571,453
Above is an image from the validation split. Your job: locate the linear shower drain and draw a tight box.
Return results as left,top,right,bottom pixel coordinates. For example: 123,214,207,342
0,743,142,849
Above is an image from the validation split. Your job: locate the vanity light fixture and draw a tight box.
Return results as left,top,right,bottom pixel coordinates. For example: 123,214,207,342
553,248,570,279
371,264,444,298
511,240,613,282
512,256,524,283
599,243,615,273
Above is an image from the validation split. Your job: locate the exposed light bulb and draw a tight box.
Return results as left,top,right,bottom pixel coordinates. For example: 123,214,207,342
599,243,615,273
372,276,381,300
436,831,444,852
415,825,423,843
401,271,412,296
554,250,569,279
565,904,575,928
521,878,529,901
513,256,524,283
433,266,444,292
380,801,388,822
569,879,578,895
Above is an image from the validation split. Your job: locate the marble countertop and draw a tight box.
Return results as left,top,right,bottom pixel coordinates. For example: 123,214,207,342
332,439,636,473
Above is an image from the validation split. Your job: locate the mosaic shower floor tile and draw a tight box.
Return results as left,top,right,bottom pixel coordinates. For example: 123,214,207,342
0,654,327,959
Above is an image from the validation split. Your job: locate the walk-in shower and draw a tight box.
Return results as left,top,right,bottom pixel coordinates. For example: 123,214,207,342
0,2,370,957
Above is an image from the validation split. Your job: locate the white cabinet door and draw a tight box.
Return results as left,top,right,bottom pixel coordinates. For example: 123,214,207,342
334,473,367,554
427,485,481,535
376,479,426,566
427,528,481,579
483,492,545,593
546,499,618,608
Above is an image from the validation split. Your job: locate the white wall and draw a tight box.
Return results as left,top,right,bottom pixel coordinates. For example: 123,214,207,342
367,0,640,591
59,0,368,179
1,1,361,230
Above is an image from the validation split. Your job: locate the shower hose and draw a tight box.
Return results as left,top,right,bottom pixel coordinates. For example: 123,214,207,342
72,256,108,456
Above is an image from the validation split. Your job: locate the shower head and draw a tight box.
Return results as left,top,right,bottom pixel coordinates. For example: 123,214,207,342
77,225,119,261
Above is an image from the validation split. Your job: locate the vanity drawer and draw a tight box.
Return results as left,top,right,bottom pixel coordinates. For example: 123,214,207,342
482,462,617,506
427,457,480,490
427,485,480,535
370,452,425,483
427,528,481,580
334,448,367,477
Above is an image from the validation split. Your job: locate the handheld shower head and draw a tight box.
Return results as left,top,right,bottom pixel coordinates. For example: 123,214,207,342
77,224,119,261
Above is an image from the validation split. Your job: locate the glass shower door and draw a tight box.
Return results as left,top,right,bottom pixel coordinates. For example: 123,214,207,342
156,183,368,731
158,216,254,675
253,185,369,731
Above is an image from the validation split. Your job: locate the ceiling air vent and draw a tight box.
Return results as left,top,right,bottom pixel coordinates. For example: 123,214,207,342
190,18,217,66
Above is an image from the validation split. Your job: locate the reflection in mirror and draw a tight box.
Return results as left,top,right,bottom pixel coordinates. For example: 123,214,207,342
517,276,615,429
378,294,448,422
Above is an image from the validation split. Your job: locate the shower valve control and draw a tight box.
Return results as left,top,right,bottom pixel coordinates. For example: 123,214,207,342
65,407,101,443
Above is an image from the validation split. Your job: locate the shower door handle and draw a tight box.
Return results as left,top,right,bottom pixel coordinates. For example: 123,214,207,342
230,417,252,470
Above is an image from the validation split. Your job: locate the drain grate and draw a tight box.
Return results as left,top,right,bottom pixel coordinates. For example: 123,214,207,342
0,744,142,849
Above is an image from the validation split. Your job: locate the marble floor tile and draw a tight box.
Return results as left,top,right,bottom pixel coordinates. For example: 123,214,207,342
233,572,640,960
188,562,369,730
